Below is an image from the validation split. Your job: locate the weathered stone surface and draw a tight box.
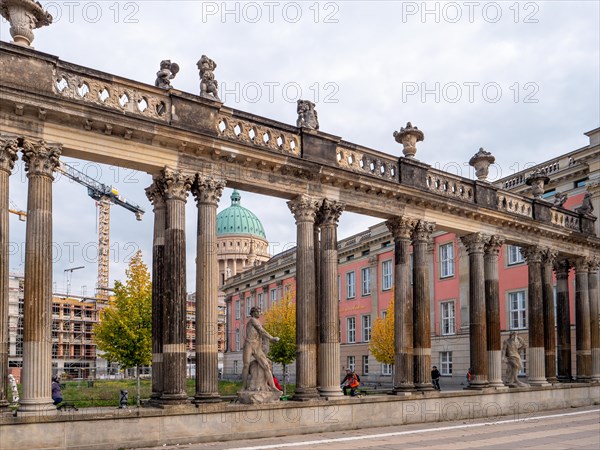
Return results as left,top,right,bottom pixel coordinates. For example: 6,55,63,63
484,235,504,388
574,257,592,380
554,259,573,381
541,249,558,382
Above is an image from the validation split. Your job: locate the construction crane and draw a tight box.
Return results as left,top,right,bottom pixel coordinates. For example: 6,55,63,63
8,200,27,221
56,162,144,300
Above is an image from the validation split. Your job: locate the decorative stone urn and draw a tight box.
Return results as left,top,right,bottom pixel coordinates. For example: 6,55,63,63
0,0,52,47
469,148,496,182
525,168,550,199
393,122,424,158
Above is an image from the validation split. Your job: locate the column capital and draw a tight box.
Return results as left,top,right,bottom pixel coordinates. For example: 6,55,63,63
0,135,19,174
484,235,505,255
158,167,191,202
553,258,572,277
386,217,414,240
21,139,61,178
587,257,600,272
410,220,435,242
318,199,345,227
520,245,543,263
573,257,591,272
460,232,487,254
145,177,167,208
541,248,558,265
287,195,320,224
191,175,226,206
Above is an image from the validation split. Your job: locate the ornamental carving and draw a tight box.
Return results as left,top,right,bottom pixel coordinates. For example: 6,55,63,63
318,199,345,227
191,175,226,205
287,195,320,224
588,257,600,272
296,100,319,130
540,248,558,265
155,60,179,90
573,257,591,272
410,219,435,242
0,135,19,173
145,177,167,208
386,217,414,240
553,259,572,277
159,167,191,201
21,138,61,177
460,233,487,254
484,235,505,256
393,121,424,159
0,0,52,46
197,55,221,101
520,245,543,263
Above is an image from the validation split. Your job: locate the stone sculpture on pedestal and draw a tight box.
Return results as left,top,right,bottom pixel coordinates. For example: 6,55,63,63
296,100,319,130
197,55,221,101
154,60,179,90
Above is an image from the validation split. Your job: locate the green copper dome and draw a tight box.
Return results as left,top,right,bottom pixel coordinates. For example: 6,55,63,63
216,190,266,239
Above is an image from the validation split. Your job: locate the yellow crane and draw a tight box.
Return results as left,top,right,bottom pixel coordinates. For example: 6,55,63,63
8,200,26,221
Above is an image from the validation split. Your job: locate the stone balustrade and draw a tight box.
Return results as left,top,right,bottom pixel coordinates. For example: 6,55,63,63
497,192,533,218
335,143,399,181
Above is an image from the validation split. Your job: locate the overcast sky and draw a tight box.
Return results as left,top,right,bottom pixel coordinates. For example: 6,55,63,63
3,1,599,294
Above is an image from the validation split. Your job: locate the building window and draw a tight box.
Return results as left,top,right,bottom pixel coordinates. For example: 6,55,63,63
361,315,372,342
574,178,588,188
346,271,356,299
440,242,455,278
440,351,453,375
382,310,387,320
382,363,392,375
284,284,291,297
233,360,239,374
507,245,525,266
235,328,240,351
361,267,371,296
382,260,393,291
509,290,527,329
519,349,527,376
270,288,277,304
235,300,241,320
441,301,456,335
257,293,264,311
347,356,355,372
338,275,341,302
246,296,252,316
346,317,356,343
542,189,556,199
362,355,369,375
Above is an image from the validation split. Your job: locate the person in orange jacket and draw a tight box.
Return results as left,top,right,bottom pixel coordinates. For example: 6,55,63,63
341,369,360,396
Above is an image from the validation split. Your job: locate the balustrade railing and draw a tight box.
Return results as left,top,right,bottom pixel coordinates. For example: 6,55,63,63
335,143,399,182
497,192,533,218
426,170,475,203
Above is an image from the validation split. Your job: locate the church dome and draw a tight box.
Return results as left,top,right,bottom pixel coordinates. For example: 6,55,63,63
216,190,266,239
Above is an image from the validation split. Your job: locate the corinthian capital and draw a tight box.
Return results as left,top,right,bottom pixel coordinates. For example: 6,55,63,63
410,219,435,242
21,138,61,178
520,245,543,263
573,257,590,273
0,135,19,173
318,199,345,227
553,258,571,277
541,248,558,265
484,235,505,256
145,176,167,208
287,195,320,224
588,257,600,272
460,232,487,254
191,175,226,206
159,167,191,201
386,217,414,241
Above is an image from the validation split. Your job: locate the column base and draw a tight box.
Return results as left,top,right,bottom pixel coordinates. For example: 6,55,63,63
527,379,551,387
292,387,320,401
193,393,222,404
464,381,489,390
415,383,434,392
546,377,559,384
393,384,415,394
159,393,189,405
17,400,56,415
318,387,343,398
557,376,574,383
487,380,505,388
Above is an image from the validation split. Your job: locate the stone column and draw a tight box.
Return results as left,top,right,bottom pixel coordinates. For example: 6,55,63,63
484,235,505,388
541,249,558,383
288,195,320,400
574,257,591,381
386,217,414,393
554,259,573,382
145,178,167,401
521,246,549,386
160,168,191,404
411,220,435,391
19,139,61,412
192,176,225,403
0,136,19,410
460,233,489,388
317,199,344,398
589,258,600,382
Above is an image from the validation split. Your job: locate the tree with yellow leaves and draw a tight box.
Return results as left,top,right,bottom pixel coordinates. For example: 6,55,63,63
369,298,395,366
263,291,296,395
94,250,152,406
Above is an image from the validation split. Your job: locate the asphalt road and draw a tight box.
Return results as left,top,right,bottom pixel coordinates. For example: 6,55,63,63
139,405,600,450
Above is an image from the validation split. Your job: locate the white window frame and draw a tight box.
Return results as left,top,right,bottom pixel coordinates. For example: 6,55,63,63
382,259,393,291
361,314,372,342
235,300,241,320
346,317,356,343
440,242,455,278
257,292,264,312
509,290,527,330
346,271,356,299
507,245,525,266
382,363,392,376
441,301,456,335
361,267,370,296
270,288,277,304
233,360,239,374
246,296,252,317
235,328,240,351
440,351,453,375
362,355,369,375
347,356,355,372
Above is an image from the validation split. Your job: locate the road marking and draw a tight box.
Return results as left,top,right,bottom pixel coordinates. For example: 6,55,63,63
229,409,600,450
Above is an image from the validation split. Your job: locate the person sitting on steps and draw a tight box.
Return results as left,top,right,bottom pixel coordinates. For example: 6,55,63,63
340,369,361,397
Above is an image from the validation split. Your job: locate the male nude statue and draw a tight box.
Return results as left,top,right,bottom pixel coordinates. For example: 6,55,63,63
502,331,529,387
242,307,281,391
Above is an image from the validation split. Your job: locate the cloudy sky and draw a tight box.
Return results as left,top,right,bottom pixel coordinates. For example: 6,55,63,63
3,1,599,294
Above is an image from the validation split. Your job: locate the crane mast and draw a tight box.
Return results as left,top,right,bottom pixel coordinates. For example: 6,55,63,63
56,162,144,299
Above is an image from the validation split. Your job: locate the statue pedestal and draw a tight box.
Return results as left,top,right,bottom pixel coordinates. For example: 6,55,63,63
237,389,281,405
